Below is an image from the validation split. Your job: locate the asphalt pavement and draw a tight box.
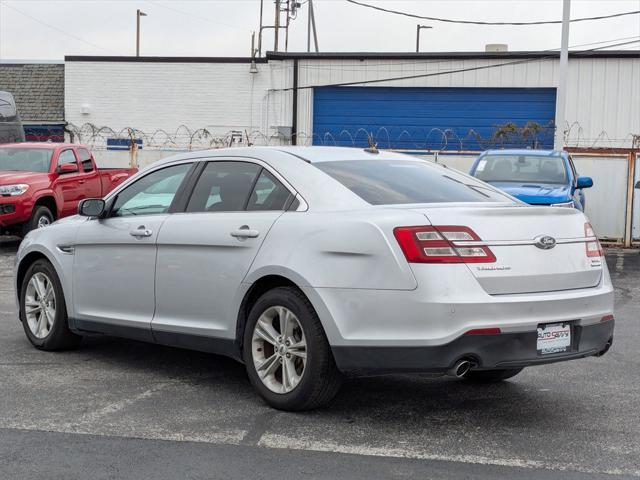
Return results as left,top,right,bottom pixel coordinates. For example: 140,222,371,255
0,235,638,479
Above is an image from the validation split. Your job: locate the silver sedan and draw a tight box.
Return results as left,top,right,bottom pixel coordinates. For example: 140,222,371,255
14,147,614,410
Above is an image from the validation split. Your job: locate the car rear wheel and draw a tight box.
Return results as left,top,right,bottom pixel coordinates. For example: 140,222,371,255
20,259,82,350
243,286,342,411
464,367,524,383
23,205,54,236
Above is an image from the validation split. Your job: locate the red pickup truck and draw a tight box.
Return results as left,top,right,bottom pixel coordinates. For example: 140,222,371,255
0,143,137,236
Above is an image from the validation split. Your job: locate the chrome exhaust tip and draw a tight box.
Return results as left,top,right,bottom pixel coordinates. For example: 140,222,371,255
448,359,473,378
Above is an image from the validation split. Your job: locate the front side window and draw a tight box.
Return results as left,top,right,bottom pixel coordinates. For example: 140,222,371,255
473,154,568,185
316,159,510,205
0,148,52,172
186,161,261,212
111,163,191,217
57,150,78,168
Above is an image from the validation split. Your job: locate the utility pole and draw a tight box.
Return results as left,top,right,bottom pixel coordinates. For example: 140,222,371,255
285,0,291,52
554,0,570,149
307,0,319,53
415,24,432,52
136,9,147,57
274,0,281,52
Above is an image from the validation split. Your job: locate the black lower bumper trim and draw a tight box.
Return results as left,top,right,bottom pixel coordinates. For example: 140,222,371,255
332,321,614,375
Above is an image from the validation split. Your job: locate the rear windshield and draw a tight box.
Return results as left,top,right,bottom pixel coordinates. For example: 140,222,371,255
0,148,52,173
315,159,511,205
473,154,567,184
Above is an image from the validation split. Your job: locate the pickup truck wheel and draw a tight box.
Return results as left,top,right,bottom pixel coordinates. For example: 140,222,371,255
243,287,342,411
20,259,82,350
23,205,54,236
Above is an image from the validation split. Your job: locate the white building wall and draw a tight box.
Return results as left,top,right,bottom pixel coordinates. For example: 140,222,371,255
65,55,640,150
65,60,293,148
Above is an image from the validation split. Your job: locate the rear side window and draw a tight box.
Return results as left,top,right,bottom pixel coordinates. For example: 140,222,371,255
247,170,292,211
315,160,510,205
186,161,261,212
78,148,94,172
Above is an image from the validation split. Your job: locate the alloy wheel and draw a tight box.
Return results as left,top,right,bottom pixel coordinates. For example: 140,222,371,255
25,272,56,338
37,215,51,228
251,306,307,394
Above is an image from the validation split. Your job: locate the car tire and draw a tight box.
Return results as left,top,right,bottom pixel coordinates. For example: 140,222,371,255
464,367,524,383
20,259,82,351
243,286,342,411
23,205,54,236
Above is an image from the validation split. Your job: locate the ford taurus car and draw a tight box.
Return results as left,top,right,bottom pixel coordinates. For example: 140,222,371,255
469,149,593,210
14,147,614,411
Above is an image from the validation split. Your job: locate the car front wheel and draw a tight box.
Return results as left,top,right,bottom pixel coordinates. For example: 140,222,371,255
20,259,81,350
243,286,342,411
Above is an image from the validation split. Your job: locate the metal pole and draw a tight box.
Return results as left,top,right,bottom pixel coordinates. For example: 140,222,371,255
554,0,570,150
309,0,319,52
285,0,290,52
415,25,432,53
258,0,264,56
274,0,281,52
307,1,311,52
136,9,141,56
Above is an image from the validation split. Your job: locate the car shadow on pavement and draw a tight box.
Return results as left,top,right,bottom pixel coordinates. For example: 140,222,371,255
74,335,551,428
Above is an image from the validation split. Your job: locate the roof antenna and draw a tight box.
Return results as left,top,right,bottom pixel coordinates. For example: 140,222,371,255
364,133,379,154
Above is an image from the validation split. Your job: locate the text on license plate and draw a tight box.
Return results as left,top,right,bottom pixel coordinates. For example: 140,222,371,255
537,323,571,355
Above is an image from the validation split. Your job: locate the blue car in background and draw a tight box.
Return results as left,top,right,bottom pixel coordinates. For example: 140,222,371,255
469,149,593,211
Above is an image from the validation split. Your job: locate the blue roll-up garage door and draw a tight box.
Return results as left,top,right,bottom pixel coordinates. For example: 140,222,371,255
312,86,556,150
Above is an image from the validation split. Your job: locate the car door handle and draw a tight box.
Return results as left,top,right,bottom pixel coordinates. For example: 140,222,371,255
230,226,259,239
130,226,153,238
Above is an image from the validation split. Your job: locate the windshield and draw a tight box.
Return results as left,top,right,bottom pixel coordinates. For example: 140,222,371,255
315,159,512,205
473,154,567,184
0,148,52,173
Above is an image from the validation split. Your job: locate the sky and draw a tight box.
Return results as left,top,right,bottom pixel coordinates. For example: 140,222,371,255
0,0,638,60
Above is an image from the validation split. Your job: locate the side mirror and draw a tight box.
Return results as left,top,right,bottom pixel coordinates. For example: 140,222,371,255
576,176,593,189
57,163,79,174
78,198,105,217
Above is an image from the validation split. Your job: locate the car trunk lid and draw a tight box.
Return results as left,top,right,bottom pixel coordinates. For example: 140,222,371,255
409,204,603,295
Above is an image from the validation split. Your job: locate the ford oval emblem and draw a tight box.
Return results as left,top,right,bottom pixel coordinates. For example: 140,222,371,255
534,235,557,250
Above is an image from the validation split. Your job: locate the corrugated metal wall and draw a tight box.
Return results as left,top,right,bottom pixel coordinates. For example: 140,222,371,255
312,86,556,150
296,57,640,149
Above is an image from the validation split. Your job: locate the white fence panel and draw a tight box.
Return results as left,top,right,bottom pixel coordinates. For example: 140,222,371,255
633,155,639,241
572,155,628,240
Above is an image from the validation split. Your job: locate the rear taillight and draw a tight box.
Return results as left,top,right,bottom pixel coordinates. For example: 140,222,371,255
393,226,496,264
584,222,603,257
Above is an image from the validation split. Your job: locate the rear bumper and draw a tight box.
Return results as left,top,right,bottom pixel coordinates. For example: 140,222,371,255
332,320,614,375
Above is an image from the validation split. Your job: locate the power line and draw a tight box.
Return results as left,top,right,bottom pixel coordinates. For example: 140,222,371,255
2,3,117,54
588,39,639,50
144,0,249,32
271,40,638,92
345,0,640,26
554,35,640,50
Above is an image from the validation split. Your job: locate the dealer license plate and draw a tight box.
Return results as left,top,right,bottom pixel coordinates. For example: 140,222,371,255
537,323,571,355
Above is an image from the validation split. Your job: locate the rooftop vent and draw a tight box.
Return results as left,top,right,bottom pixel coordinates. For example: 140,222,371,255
485,44,508,52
